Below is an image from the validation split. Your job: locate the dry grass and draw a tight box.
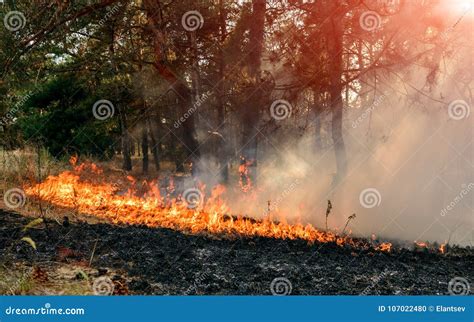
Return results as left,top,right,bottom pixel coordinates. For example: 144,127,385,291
0,148,199,226
0,148,183,295
0,262,104,295
0,147,65,190
0,147,69,222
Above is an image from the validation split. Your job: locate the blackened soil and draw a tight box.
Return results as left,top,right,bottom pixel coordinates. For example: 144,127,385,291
1,210,472,295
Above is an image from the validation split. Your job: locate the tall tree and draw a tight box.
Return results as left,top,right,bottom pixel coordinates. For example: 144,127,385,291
143,0,201,176
241,0,266,185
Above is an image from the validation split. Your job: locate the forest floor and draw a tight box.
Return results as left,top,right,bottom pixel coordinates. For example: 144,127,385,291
1,210,472,295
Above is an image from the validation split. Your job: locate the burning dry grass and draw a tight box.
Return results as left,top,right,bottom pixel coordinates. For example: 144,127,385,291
21,157,393,252
1,151,451,255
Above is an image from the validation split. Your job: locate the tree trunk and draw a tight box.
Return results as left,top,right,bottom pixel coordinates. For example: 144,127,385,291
327,1,347,184
190,32,201,99
313,91,322,150
217,0,229,183
141,125,149,174
147,119,161,171
108,18,131,171
144,0,200,177
241,0,266,187
119,109,132,171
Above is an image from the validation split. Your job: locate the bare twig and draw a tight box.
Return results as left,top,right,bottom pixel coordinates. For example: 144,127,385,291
325,200,332,231
342,213,356,236
36,145,49,235
89,239,99,267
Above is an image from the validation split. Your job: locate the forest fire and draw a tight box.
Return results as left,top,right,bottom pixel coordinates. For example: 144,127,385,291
23,158,392,252
1,0,472,305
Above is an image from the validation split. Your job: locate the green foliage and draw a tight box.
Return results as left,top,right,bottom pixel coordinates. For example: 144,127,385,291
17,75,117,159
1,0,468,172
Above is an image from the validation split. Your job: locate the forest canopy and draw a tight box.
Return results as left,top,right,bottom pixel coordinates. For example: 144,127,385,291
1,0,472,185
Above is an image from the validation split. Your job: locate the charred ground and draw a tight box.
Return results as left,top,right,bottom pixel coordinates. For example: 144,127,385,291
1,210,472,295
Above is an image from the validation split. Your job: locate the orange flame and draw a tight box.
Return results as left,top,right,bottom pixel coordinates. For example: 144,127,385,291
238,156,253,193
24,160,391,251
414,241,428,248
414,240,446,253
439,243,446,254
375,242,392,252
